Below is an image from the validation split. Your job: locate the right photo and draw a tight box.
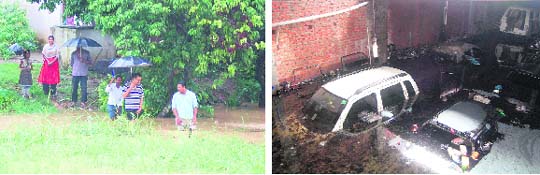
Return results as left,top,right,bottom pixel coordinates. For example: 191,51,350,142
272,0,540,174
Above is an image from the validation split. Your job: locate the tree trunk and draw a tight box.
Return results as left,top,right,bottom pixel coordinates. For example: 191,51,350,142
256,54,265,108
157,66,179,118
256,28,265,108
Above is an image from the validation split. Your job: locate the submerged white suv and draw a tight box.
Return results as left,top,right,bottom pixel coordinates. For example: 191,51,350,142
302,66,420,133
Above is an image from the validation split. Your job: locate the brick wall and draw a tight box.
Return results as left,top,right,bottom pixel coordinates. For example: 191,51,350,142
272,0,531,85
445,0,472,39
272,0,369,84
387,0,444,48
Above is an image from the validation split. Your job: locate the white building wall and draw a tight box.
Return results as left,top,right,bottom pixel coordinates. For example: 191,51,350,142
6,0,63,44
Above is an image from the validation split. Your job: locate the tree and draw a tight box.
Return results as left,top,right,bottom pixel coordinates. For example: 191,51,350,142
29,0,265,115
27,0,93,24
0,2,38,59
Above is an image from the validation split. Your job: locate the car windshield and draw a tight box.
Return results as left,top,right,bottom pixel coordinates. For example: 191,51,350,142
302,88,347,133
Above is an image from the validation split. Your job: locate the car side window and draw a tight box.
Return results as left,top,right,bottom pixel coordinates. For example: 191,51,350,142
380,83,405,116
503,9,527,32
404,81,415,98
343,93,379,133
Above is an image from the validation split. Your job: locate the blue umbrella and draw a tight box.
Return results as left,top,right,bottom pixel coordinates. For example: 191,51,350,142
62,37,102,47
108,56,152,75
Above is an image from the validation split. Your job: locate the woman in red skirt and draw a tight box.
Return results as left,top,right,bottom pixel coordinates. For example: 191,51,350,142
38,35,60,99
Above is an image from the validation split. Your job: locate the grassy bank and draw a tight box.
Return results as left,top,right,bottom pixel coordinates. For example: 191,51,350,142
0,63,58,114
0,116,264,173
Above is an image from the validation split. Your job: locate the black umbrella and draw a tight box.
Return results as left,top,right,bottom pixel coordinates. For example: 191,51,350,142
9,43,23,55
108,56,152,75
91,58,130,75
62,37,102,47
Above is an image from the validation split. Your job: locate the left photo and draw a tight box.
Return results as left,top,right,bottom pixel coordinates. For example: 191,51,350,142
0,0,265,173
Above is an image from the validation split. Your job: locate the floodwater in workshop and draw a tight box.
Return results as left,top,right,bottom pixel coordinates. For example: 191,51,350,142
272,82,433,173
272,29,540,173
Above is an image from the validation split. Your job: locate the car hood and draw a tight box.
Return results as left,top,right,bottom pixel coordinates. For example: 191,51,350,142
435,101,487,132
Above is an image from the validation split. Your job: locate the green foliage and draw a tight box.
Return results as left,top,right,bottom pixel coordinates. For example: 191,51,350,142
0,2,38,60
198,105,215,118
26,0,265,115
225,92,241,107
97,76,110,112
0,117,264,173
235,78,261,104
220,78,260,107
88,0,264,115
0,89,19,112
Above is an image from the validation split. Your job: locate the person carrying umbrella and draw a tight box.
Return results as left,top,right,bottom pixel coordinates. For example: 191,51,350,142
62,37,101,108
38,35,60,100
70,46,92,108
105,75,125,120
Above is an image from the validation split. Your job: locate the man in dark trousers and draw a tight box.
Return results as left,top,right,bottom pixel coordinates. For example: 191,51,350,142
122,73,144,120
71,46,92,108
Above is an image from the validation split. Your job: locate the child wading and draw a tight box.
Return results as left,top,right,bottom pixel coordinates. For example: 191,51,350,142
19,50,33,99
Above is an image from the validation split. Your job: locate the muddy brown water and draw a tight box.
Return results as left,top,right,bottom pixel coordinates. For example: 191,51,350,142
2,54,265,144
271,57,503,173
0,105,265,144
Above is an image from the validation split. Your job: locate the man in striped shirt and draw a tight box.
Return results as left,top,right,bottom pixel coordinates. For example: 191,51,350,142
122,73,144,120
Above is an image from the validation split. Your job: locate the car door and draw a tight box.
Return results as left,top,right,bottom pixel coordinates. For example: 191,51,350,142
379,82,406,120
402,80,418,111
340,93,380,133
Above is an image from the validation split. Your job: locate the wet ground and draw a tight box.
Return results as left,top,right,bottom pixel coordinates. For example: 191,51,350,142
156,104,265,144
2,53,265,144
0,104,265,144
471,123,540,173
272,78,537,173
3,52,103,110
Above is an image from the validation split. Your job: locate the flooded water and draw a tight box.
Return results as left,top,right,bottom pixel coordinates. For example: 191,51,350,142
0,104,265,144
155,104,265,144
272,43,540,173
272,82,432,173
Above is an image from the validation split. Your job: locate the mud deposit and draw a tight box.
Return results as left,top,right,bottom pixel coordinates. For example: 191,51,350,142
272,82,431,173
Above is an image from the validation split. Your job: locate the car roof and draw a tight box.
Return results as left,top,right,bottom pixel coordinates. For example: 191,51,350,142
436,101,487,132
322,66,408,99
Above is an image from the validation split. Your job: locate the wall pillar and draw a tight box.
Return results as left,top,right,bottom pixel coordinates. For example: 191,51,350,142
368,0,388,65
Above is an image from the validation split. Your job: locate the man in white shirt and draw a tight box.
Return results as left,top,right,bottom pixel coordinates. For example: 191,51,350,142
172,80,198,131
105,76,125,120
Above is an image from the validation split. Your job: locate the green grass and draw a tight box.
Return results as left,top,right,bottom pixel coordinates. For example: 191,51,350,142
0,117,264,173
0,63,21,89
0,63,264,173
0,63,58,114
